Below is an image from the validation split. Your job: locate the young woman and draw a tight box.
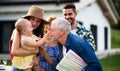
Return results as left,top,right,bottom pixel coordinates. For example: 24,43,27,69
9,5,49,71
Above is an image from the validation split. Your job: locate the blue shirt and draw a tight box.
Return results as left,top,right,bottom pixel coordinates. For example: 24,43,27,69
65,33,103,71
39,44,63,71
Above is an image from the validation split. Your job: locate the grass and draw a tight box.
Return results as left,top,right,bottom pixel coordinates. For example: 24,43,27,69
0,60,12,66
100,29,120,71
100,54,120,71
111,29,120,48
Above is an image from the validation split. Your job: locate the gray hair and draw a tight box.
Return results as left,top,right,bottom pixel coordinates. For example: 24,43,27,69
52,18,71,33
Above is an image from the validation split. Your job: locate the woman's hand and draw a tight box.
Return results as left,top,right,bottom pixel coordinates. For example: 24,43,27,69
39,45,53,65
39,45,46,55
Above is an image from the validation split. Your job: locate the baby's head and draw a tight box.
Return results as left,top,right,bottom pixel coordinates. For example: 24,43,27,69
15,18,32,34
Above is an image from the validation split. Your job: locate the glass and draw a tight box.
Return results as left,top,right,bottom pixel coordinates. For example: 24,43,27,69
2,58,8,65
0,58,5,70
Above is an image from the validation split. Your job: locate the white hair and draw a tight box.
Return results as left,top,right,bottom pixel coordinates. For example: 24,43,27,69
52,18,71,33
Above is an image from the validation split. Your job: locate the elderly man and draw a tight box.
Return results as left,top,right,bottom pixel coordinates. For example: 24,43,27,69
48,18,103,71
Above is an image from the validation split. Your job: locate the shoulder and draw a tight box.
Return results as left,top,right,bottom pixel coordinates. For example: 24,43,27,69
68,33,83,43
76,23,93,38
21,35,30,42
33,34,40,41
77,23,91,32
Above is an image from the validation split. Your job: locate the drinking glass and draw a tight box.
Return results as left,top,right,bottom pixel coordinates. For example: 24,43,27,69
2,58,7,65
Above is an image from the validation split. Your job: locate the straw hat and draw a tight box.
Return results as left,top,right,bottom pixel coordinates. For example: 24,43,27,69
22,5,48,24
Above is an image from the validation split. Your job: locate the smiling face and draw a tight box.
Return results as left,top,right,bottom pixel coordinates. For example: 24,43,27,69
62,8,77,26
48,18,71,45
29,16,41,30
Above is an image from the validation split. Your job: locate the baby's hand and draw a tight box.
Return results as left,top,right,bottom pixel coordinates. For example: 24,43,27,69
43,33,51,40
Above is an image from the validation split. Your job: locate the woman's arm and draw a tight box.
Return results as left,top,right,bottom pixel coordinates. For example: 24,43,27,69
11,29,38,56
39,45,63,69
39,45,53,65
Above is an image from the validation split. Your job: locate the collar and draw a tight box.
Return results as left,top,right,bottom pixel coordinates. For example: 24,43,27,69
64,33,72,51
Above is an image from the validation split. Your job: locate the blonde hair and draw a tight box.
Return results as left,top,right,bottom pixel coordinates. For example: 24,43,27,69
15,18,29,33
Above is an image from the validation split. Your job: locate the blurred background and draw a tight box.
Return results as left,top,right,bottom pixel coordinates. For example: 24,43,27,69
0,0,120,71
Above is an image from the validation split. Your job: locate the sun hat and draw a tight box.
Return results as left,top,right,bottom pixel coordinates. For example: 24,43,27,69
22,5,48,24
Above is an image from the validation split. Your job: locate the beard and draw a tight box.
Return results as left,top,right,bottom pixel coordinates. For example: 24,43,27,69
66,18,75,26
50,36,57,42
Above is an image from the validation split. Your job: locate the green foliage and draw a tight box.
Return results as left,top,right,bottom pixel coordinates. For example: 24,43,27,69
100,54,120,71
100,29,120,71
111,29,120,48
0,60,12,66
111,21,120,30
6,60,12,66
